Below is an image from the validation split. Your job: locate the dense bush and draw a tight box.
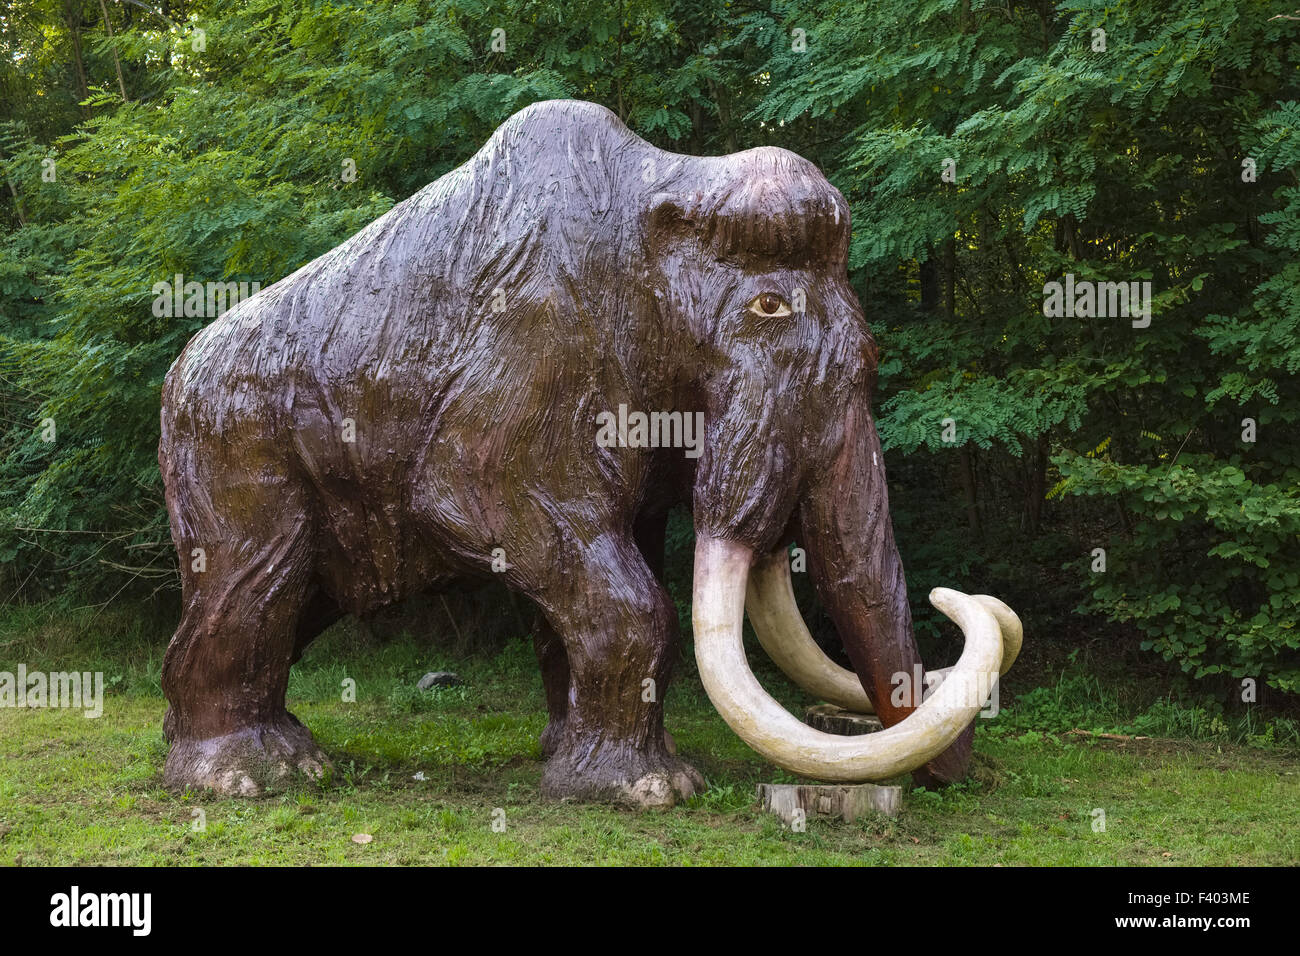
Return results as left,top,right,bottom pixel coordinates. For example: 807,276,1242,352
1,0,1296,694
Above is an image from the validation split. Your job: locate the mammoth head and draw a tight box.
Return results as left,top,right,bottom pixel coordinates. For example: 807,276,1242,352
641,147,871,547
638,145,1023,785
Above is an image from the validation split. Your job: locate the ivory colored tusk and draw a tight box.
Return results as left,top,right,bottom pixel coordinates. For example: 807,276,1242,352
745,552,1024,714
694,535,1005,782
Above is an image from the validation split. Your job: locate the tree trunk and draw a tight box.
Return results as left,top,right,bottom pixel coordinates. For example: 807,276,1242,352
941,235,956,322
1026,435,1047,534
959,445,981,540
919,244,940,313
707,79,737,154
65,0,89,103
3,167,27,227
97,0,130,102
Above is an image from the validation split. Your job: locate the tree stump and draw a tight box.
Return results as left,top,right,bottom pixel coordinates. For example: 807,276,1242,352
757,782,901,823
754,704,901,824
804,704,883,735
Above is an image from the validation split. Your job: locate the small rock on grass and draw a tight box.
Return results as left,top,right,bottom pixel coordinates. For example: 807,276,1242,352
418,671,463,689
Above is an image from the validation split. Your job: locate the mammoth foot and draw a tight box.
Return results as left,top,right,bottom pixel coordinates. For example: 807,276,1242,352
541,736,703,810
164,715,331,796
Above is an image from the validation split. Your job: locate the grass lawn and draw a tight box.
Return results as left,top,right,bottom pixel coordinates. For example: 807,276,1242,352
0,605,1297,866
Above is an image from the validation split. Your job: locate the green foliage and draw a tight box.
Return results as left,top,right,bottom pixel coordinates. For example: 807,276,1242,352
989,651,1300,745
753,0,1300,696
1058,453,1300,691
1,0,1298,699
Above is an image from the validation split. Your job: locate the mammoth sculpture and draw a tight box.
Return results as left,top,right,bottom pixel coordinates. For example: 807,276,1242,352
158,99,1022,808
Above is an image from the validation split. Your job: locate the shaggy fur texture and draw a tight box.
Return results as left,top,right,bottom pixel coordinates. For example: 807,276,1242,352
158,99,968,806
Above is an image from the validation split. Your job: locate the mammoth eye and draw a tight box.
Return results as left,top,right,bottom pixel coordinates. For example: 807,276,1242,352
748,293,792,318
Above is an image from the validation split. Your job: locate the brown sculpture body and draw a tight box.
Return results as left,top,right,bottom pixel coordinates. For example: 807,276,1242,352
159,100,1018,807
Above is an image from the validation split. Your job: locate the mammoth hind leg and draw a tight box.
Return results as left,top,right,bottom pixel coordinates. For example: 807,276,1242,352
291,589,343,666
533,618,570,759
161,472,329,797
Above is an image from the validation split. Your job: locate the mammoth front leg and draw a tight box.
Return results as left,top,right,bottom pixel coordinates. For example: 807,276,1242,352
536,533,703,808
534,510,676,762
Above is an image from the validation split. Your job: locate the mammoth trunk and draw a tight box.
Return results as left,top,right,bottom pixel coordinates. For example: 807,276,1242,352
798,403,976,785
692,393,1012,784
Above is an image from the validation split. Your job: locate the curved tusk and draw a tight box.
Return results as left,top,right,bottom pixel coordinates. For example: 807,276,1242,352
972,594,1022,675
745,551,876,713
694,534,1005,782
746,551,1024,713
748,554,878,712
